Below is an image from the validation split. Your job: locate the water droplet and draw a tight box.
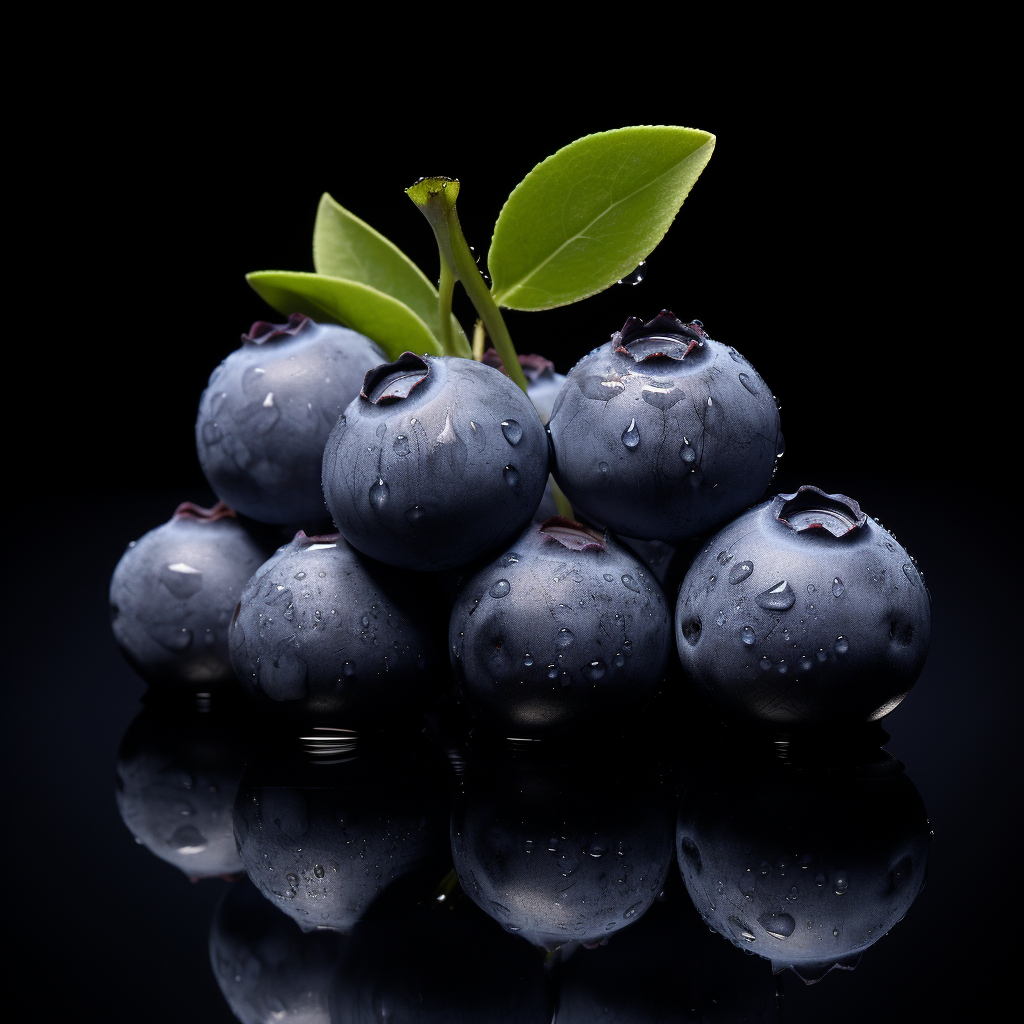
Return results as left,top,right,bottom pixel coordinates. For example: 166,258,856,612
621,419,640,448
342,661,355,676
500,419,523,445
758,911,796,939
833,928,840,938
584,660,606,681
617,261,646,285
679,442,696,463
503,465,519,487
286,872,298,886
523,653,533,666
555,628,575,648
405,506,425,524
834,874,849,894
729,560,753,584
598,461,609,473
739,372,758,395
283,603,295,621
835,636,850,654
902,563,918,586
369,478,389,510
756,580,796,611
602,573,614,582
588,841,607,858
707,396,713,407
314,863,325,878
489,579,511,598
613,652,625,667
741,626,756,645
799,655,813,671
777,660,788,674
759,656,772,671
546,664,558,679
621,574,641,594
832,577,845,597
393,434,410,456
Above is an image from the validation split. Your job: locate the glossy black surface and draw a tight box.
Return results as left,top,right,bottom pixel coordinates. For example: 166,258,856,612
24,89,1005,1021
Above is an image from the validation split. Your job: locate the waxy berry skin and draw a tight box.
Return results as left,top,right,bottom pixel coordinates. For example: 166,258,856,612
548,312,783,543
449,518,672,738
322,353,549,572
675,486,932,729
229,531,441,727
196,314,385,525
109,502,269,685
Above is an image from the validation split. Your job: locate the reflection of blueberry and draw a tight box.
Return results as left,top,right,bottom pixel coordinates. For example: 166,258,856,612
322,353,549,571
675,486,932,729
449,517,672,738
229,531,442,728
676,738,930,982
232,735,450,933
209,878,344,1024
450,751,675,950
109,502,270,686
115,692,255,880
196,314,384,525
548,312,783,542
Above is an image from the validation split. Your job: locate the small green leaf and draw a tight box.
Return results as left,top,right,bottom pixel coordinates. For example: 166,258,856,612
313,193,466,347
488,126,715,311
247,271,442,360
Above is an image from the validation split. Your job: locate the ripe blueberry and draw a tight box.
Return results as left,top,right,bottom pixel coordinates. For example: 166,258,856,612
548,312,783,542
109,501,270,685
196,314,385,525
322,353,549,572
675,485,931,729
449,517,672,738
229,530,442,727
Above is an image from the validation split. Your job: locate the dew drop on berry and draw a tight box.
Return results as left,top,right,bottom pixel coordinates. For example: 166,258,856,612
555,628,575,648
621,419,640,449
729,561,754,584
680,442,696,463
739,373,758,395
756,581,796,611
489,580,511,599
741,626,756,645
393,434,410,456
369,478,389,510
835,636,850,654
500,420,523,445
832,577,845,597
503,465,519,487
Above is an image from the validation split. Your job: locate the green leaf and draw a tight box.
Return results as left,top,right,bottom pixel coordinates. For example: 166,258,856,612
488,126,715,311
313,193,466,348
247,271,442,360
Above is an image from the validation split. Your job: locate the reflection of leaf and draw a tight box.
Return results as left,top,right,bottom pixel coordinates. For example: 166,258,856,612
313,194,466,347
489,126,715,311
246,271,441,360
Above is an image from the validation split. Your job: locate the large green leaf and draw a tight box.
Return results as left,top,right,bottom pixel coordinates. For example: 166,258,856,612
313,193,466,347
247,271,442,359
488,126,715,311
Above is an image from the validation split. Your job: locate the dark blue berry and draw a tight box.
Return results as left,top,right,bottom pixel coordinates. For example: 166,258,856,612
548,312,783,542
449,517,672,738
196,314,384,525
322,353,549,571
229,530,442,727
675,485,931,729
109,502,270,686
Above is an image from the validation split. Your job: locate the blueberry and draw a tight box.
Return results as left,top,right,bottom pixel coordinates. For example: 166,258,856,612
109,502,271,685
675,485,932,729
229,530,442,727
676,738,930,982
481,349,566,424
322,353,549,571
449,517,672,738
196,313,385,525
548,311,783,542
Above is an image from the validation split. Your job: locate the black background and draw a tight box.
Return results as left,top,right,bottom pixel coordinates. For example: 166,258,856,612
12,38,1011,1022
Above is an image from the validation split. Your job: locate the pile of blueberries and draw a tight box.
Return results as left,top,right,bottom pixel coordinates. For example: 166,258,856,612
110,309,931,737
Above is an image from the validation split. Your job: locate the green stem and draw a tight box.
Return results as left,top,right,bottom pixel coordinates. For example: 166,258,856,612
548,475,574,520
472,319,486,361
437,260,465,356
446,209,529,393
